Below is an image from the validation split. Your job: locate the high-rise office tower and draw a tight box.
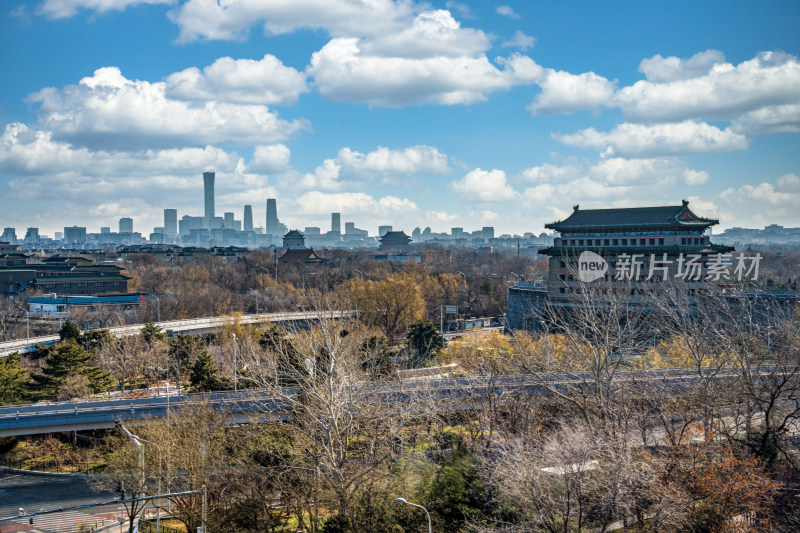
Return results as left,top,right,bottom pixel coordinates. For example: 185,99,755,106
1,228,17,243
243,205,253,232
24,227,39,244
119,217,133,234
164,209,178,234
224,212,235,229
64,226,86,243
331,212,341,234
378,225,392,237
266,198,279,234
100,227,111,234
203,171,215,227
345,222,355,235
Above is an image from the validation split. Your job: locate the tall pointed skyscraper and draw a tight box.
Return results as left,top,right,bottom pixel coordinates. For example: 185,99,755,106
203,171,215,227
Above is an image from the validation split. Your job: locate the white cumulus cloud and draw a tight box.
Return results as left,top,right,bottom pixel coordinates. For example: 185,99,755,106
518,162,584,183
449,168,518,202
718,173,800,227
731,104,800,136
37,0,173,19
168,0,415,42
590,157,709,186
614,51,800,122
165,54,308,105
360,10,491,59
638,49,726,82
28,66,308,149
309,38,542,106
528,69,616,115
502,30,536,51
554,120,749,157
496,5,519,18
293,145,450,191
249,144,292,173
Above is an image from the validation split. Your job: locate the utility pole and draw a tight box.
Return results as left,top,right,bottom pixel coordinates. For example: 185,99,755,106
231,333,238,392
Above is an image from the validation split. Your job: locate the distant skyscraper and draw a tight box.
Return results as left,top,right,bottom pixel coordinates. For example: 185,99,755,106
119,217,133,234
266,198,279,234
243,205,253,232
345,222,355,235
378,225,392,237
203,171,215,227
1,228,17,244
100,227,111,234
63,226,86,243
24,227,39,244
164,209,178,234
482,226,495,240
331,212,341,234
223,212,235,229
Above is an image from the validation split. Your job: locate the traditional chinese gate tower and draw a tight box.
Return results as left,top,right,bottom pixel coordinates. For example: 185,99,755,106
539,200,737,303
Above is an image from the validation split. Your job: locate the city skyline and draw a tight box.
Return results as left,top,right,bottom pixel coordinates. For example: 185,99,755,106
1,1,799,236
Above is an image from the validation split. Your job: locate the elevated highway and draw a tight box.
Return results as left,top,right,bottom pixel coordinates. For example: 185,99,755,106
0,310,354,356
0,369,731,437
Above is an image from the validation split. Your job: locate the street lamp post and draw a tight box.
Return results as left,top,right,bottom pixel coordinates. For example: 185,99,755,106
15,306,29,349
231,333,238,392
119,423,164,532
149,295,161,323
395,498,432,533
134,436,163,532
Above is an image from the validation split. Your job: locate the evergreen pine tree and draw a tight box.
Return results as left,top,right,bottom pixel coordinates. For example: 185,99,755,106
0,352,30,405
407,319,445,363
190,350,225,392
32,339,114,399
59,320,81,342
141,322,167,344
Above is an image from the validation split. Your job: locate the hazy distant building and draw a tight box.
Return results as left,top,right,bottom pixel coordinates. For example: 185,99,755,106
164,209,178,235
345,222,355,235
283,229,306,249
243,205,253,232
119,217,133,234
55,232,63,241
224,212,235,229
304,227,321,236
24,227,39,244
279,230,326,263
63,226,87,244
331,213,341,234
378,225,392,237
179,215,204,235
203,171,215,227
1,228,17,244
266,198,279,233
482,226,495,240
379,230,412,250
100,227,111,235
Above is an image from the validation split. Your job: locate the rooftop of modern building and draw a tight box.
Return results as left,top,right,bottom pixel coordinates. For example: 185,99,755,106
545,200,719,232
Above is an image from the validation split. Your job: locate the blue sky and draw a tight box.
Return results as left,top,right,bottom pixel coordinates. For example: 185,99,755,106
1,0,799,238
